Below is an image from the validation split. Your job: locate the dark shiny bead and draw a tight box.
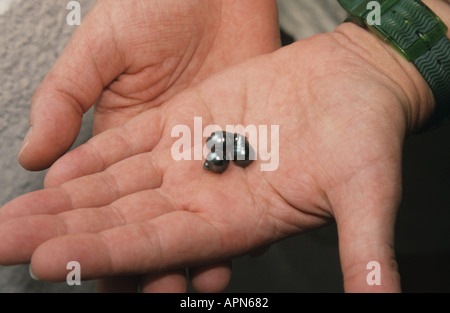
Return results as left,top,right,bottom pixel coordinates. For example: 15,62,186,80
203,151,230,173
204,131,254,173
233,134,255,168
206,131,234,156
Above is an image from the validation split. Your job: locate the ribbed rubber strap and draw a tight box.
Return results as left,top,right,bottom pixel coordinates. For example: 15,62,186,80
414,36,450,129
338,0,450,129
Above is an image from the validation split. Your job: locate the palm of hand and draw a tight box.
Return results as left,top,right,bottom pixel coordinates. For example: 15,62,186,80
21,0,279,170
3,26,410,292
88,0,225,132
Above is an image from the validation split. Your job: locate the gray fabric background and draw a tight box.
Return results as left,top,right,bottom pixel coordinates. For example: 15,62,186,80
0,0,449,293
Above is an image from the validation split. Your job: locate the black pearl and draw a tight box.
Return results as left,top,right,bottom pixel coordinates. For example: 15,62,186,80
206,131,233,156
203,151,229,173
204,131,254,173
233,134,255,168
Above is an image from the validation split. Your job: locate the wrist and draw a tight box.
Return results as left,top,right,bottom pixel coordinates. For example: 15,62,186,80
195,0,280,81
333,22,434,134
335,0,450,134
217,0,280,56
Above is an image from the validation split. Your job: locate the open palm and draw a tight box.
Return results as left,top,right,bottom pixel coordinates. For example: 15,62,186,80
2,23,433,292
16,0,279,292
19,0,279,171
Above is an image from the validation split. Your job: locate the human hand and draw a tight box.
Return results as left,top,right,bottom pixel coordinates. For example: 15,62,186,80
16,0,280,292
2,22,434,292
18,0,280,171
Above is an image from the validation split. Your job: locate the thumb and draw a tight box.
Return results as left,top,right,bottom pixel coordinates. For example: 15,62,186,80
331,164,402,293
18,5,124,171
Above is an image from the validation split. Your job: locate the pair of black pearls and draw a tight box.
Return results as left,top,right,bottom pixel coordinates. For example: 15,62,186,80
204,131,255,173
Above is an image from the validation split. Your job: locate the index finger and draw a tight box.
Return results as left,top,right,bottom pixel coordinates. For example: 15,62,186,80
30,211,227,281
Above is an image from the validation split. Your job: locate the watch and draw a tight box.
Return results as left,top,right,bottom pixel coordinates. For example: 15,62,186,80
337,0,450,130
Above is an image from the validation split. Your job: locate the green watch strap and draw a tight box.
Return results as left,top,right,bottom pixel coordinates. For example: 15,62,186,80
338,0,450,130
414,36,450,129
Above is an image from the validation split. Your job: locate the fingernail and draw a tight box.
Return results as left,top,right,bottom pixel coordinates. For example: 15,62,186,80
18,127,32,159
29,265,39,281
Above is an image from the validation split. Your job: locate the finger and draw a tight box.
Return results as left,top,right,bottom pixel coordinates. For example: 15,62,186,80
189,262,232,293
0,189,172,265
44,108,163,187
60,152,163,209
0,188,72,224
140,270,188,293
96,277,140,293
18,3,125,171
332,166,402,293
1,152,162,223
30,210,241,281
8,151,163,224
